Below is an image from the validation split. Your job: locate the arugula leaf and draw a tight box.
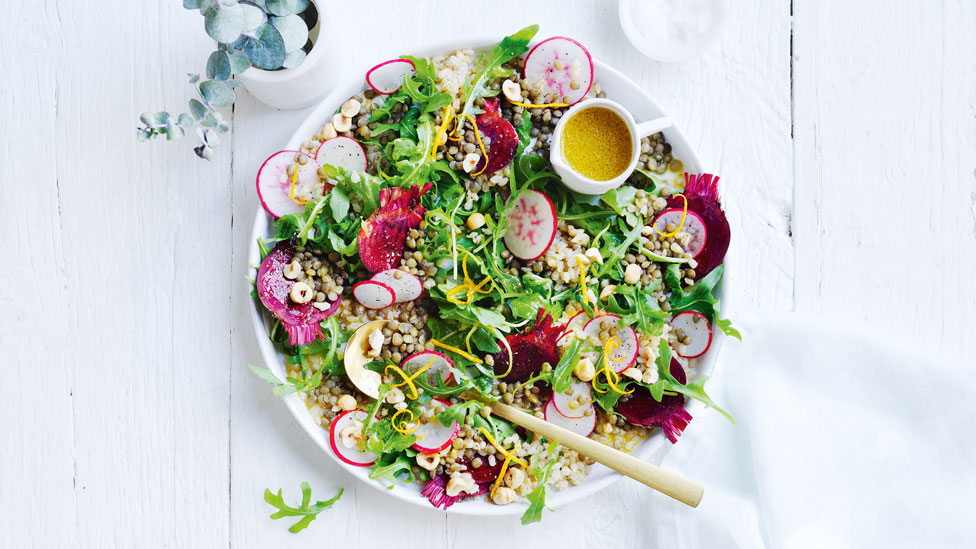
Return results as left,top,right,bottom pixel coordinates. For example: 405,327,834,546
264,482,343,533
369,452,417,487
520,453,559,525
668,265,740,339
457,25,538,123
647,340,733,422
551,339,584,393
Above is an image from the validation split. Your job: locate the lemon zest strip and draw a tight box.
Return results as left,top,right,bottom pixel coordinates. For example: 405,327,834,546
579,262,590,305
491,455,512,500
506,100,570,109
430,339,483,364
384,357,435,400
432,105,453,159
464,114,489,176
391,409,420,435
653,193,688,238
479,427,527,468
289,165,311,205
590,337,634,395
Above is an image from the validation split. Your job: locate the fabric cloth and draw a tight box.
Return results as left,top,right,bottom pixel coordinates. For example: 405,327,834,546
650,314,976,548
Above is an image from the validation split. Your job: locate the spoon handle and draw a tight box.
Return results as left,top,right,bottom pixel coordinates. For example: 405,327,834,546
488,400,704,507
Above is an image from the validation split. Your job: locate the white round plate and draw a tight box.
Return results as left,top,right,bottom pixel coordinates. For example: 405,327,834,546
248,37,726,516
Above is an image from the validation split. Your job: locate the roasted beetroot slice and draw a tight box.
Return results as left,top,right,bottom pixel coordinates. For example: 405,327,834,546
257,241,340,346
670,357,687,384
491,309,565,382
616,387,691,443
458,455,505,485
474,99,518,174
667,173,730,280
357,183,432,273
421,473,489,510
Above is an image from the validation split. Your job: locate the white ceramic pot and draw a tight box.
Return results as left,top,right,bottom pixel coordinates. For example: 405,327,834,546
237,0,345,110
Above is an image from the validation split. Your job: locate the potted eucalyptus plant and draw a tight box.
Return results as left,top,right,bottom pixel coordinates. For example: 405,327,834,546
137,0,343,159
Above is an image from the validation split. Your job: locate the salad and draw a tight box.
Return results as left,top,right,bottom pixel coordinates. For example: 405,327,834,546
250,25,737,523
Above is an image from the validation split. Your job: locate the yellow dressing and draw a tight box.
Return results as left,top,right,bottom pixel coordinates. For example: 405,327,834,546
560,107,632,181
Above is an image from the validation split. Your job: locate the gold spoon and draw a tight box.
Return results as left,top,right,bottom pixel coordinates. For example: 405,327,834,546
343,321,704,507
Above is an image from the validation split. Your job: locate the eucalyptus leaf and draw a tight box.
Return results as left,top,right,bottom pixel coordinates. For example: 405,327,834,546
189,99,208,121
265,0,299,16
177,113,194,128
139,112,154,126
206,50,232,80
281,49,306,68
225,79,242,88
199,79,237,107
204,3,246,44
136,128,151,142
270,14,307,53
154,112,171,125
183,0,203,10
226,49,252,74
239,1,267,32
243,22,286,70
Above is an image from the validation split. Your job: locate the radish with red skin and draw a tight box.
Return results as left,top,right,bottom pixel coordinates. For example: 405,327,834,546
314,136,368,173
370,268,422,303
552,380,592,419
411,398,460,455
543,398,596,437
581,314,639,372
503,190,558,260
351,280,396,309
653,208,708,258
366,58,415,95
669,311,713,358
256,241,340,346
256,150,323,219
667,173,730,279
473,99,519,174
557,311,590,343
523,36,594,105
358,183,432,273
401,351,455,385
329,410,378,467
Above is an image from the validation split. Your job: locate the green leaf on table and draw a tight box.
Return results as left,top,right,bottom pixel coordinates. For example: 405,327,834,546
204,3,245,43
243,22,286,70
264,482,343,534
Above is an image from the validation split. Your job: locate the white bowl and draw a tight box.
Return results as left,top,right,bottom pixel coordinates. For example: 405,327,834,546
618,0,730,63
247,37,726,516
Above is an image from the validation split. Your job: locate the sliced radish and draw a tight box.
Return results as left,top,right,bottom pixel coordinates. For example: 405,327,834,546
503,190,558,260
329,410,377,467
256,150,322,219
552,381,593,419
558,311,591,343
543,399,596,437
523,36,594,105
401,350,455,385
411,398,460,454
582,314,639,372
315,136,368,173
653,208,708,258
366,58,416,95
352,280,396,309
370,269,422,303
669,311,713,358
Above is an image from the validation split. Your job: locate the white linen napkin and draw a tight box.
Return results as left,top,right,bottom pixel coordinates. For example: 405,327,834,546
649,314,976,548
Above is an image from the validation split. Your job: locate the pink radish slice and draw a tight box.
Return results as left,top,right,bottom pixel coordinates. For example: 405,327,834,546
558,311,591,343
582,315,638,372
503,190,558,260
401,350,455,385
523,36,594,105
329,410,377,467
370,269,423,303
352,280,396,309
552,381,592,419
543,399,596,437
653,208,708,258
366,59,415,95
315,136,368,173
669,311,713,358
411,398,460,454
256,150,322,219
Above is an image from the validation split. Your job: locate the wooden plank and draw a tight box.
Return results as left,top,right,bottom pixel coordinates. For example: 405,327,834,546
792,0,976,363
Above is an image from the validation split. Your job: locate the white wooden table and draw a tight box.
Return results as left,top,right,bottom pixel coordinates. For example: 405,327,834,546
3,0,974,546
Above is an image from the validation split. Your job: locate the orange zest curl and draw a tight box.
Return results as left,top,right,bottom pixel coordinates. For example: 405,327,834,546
590,337,634,395
384,357,435,400
464,114,489,176
391,409,420,435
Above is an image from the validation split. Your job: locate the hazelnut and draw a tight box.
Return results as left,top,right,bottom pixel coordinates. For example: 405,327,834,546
574,356,595,382
502,79,522,103
332,113,352,132
462,153,480,173
624,264,642,285
491,486,518,505
621,367,643,382
340,98,361,118
466,212,486,230
289,281,313,304
319,122,338,140
336,394,357,411
282,260,302,280
416,453,440,471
